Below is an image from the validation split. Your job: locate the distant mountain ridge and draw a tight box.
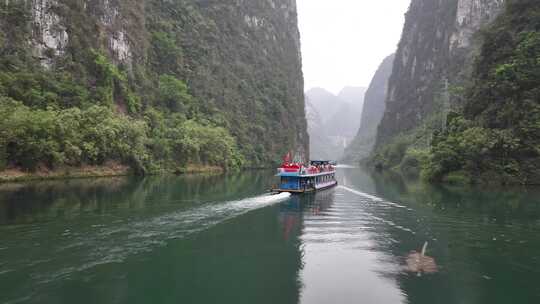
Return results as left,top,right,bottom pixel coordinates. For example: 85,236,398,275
305,86,366,160
342,54,395,164
338,86,367,113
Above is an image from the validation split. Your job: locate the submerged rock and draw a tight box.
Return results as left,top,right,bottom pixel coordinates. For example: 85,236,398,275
405,242,438,275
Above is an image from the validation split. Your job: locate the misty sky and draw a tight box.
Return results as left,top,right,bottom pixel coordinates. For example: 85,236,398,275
297,0,411,94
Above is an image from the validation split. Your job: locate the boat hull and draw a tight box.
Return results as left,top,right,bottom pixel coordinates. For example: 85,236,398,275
272,181,338,194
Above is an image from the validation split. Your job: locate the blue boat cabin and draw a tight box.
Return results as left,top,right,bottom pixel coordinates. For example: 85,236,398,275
273,160,337,193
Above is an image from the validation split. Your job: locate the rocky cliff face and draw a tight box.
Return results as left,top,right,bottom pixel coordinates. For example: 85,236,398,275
342,54,394,164
369,0,539,184
451,0,504,50
376,0,504,146
0,0,308,167
425,0,540,184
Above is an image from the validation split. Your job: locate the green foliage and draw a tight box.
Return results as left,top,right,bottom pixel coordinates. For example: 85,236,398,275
0,70,90,109
424,114,529,184
150,31,184,74
158,75,194,113
372,135,414,170
180,120,244,169
400,148,430,177
443,171,472,185
426,1,540,185
0,97,242,173
0,98,148,171
143,108,244,170
0,2,31,56
90,50,141,113
371,96,452,174
0,0,305,174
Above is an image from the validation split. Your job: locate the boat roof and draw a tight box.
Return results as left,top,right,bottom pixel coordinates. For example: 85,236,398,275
277,171,336,178
310,160,336,166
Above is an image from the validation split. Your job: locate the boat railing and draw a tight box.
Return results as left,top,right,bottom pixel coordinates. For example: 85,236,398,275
277,166,336,176
300,168,336,176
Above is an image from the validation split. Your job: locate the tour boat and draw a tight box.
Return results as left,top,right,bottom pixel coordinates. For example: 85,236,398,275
272,156,337,194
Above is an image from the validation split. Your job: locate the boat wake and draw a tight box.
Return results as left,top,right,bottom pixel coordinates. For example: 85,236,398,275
337,186,415,235
16,193,291,284
337,185,384,202
335,164,358,169
338,186,408,209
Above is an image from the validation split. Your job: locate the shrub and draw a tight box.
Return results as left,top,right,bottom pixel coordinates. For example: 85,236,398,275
372,135,413,170
0,100,150,171
400,148,430,177
158,75,194,112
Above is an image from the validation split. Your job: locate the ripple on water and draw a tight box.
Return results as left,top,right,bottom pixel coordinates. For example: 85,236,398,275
3,192,291,285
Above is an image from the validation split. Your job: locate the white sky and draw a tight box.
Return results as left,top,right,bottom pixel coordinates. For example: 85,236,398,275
297,0,411,94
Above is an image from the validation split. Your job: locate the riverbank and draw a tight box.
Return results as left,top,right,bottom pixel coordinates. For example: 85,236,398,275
0,164,225,183
0,164,131,183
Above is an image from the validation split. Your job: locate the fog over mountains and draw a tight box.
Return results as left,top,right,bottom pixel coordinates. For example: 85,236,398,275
342,54,395,164
305,86,366,160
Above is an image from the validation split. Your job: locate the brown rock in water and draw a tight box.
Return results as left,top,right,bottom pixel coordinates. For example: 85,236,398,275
405,242,438,275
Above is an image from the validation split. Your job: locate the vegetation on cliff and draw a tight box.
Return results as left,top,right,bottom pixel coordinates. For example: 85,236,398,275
425,0,540,184
372,0,540,185
0,45,243,174
0,0,307,176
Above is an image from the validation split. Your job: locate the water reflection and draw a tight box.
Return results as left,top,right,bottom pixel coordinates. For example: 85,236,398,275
339,168,540,304
296,188,405,304
0,171,287,304
0,168,539,304
0,172,273,225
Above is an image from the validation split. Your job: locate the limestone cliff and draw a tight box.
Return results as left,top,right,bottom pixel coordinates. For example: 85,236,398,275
0,0,308,170
425,0,540,184
342,54,394,164
376,0,504,146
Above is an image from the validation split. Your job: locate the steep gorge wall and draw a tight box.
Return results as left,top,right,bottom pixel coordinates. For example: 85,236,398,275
0,0,308,168
342,54,394,164
376,0,504,146
426,0,540,184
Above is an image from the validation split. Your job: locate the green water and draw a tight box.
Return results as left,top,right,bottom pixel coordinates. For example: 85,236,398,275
0,168,539,304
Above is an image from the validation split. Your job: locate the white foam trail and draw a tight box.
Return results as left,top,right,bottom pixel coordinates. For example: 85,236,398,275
30,192,291,283
338,186,415,234
338,185,384,202
338,185,408,209
335,164,358,168
367,214,415,234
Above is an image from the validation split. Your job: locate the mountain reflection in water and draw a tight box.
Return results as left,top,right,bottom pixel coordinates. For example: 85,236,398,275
0,168,539,304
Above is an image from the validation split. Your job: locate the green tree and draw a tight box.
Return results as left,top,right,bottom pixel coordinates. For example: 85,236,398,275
158,75,194,112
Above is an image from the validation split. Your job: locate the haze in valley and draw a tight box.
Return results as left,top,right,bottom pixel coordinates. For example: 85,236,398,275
297,0,410,160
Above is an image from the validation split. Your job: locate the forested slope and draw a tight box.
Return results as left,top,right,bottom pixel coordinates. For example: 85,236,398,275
0,0,308,176
426,0,540,184
371,0,540,185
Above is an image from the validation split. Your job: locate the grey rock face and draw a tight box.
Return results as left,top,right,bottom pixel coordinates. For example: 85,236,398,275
8,0,308,164
451,0,505,50
376,0,504,146
342,54,395,163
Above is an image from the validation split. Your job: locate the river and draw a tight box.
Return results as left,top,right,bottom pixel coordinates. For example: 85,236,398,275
1,168,539,303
